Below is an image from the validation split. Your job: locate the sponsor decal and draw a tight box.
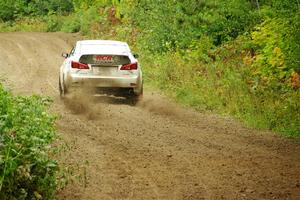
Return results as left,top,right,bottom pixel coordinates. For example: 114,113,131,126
93,55,113,62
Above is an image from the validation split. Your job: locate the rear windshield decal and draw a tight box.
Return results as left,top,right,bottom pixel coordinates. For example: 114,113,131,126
80,55,130,66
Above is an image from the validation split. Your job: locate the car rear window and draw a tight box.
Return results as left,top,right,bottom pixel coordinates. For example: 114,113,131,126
79,55,131,66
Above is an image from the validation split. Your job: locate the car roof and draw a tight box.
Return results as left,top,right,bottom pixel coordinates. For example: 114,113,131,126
77,40,128,46
76,40,130,55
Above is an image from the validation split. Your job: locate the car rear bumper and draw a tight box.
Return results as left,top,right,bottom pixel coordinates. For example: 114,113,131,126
66,74,140,88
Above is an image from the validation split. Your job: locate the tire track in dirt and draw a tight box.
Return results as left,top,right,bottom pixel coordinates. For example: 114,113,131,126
0,32,299,200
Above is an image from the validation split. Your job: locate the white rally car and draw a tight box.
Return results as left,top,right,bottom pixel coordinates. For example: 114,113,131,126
59,40,143,100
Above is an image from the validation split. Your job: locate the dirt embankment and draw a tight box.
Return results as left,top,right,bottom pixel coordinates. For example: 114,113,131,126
0,32,299,200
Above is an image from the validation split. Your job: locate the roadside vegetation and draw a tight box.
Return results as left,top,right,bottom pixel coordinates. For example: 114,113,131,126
0,1,299,137
0,84,58,199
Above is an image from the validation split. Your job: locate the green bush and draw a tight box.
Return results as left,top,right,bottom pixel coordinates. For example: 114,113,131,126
113,0,261,52
251,8,300,84
0,0,15,21
60,14,81,33
61,6,102,34
0,0,73,22
45,14,63,32
0,84,58,199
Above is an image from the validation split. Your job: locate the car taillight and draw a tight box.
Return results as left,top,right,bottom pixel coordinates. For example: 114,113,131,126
120,63,138,70
71,61,89,69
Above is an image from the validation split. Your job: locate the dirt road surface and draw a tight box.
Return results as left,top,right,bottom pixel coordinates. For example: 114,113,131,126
0,32,299,200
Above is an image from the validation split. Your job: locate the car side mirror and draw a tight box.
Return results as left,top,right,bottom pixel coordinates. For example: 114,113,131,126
133,53,139,59
62,53,69,58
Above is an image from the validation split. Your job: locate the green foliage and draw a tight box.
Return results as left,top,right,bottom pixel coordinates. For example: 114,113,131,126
61,6,103,35
45,14,64,32
0,0,73,21
0,84,58,199
207,0,260,45
248,5,300,93
139,38,300,136
251,19,291,82
114,0,261,52
0,0,16,21
72,0,113,10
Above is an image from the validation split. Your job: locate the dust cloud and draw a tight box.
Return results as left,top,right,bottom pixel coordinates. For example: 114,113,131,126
137,93,185,118
63,89,100,120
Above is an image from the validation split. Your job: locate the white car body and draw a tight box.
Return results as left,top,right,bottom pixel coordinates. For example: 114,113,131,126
59,40,143,97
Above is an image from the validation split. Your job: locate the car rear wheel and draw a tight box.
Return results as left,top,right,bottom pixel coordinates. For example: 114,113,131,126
59,77,67,98
130,84,143,105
